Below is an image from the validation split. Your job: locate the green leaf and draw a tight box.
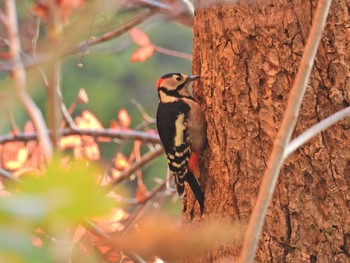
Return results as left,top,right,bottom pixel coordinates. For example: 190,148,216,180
3,160,115,224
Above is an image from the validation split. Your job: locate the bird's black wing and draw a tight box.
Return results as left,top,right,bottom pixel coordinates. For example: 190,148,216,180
156,101,191,194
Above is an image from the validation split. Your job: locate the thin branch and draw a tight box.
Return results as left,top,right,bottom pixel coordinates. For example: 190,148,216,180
67,10,153,56
130,0,195,27
83,219,146,263
0,10,154,72
5,0,52,159
284,106,350,159
153,44,192,60
47,0,63,148
121,173,173,205
120,176,171,236
107,146,164,189
0,128,161,145
131,98,154,123
238,1,333,263
0,168,21,183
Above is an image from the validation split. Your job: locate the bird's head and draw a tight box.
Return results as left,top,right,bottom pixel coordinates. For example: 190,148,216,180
156,73,200,101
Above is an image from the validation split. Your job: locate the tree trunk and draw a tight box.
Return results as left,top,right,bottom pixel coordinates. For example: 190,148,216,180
184,0,350,262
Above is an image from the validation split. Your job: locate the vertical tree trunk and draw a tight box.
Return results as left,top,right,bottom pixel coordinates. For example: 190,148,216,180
185,0,350,262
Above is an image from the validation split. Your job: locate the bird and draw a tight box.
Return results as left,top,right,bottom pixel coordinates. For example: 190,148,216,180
155,72,206,212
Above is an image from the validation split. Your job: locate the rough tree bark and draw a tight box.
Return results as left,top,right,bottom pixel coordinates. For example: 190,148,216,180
184,0,350,262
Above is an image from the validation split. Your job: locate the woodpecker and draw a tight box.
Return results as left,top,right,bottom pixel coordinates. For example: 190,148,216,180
156,72,206,212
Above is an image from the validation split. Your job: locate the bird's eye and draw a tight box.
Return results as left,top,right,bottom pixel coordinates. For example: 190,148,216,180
176,76,183,81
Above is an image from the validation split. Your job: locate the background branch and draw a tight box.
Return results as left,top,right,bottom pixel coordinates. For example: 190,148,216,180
68,10,154,56
46,0,63,149
107,146,164,189
5,0,52,159
284,106,350,159
84,219,146,263
0,168,21,183
0,128,161,145
238,1,333,262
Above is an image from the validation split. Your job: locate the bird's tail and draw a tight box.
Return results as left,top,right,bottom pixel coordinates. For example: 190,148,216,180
185,171,204,213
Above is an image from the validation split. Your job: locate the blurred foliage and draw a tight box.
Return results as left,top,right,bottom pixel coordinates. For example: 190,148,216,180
0,159,115,262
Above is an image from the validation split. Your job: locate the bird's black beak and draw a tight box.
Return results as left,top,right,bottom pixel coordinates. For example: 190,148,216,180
186,75,200,82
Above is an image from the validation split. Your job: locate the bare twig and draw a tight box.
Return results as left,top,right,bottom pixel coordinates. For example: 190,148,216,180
121,174,171,205
107,146,164,188
0,128,161,145
284,106,350,159
153,44,192,60
83,219,146,263
131,98,154,123
130,0,195,27
46,0,63,148
68,10,153,56
0,168,21,183
0,10,153,72
5,0,52,159
238,1,333,263
6,109,18,131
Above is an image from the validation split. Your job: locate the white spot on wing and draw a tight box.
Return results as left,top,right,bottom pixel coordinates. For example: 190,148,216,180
174,113,186,147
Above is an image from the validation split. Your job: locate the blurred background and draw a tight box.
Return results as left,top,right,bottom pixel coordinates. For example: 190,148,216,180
0,0,194,214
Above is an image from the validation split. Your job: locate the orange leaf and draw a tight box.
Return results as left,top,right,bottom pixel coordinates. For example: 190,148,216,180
31,236,43,247
58,135,82,149
114,153,128,170
35,228,45,234
73,147,83,160
72,225,86,243
136,183,148,202
17,148,27,163
77,88,89,104
93,208,129,233
30,4,49,20
78,111,103,129
118,108,131,128
58,0,85,22
4,147,28,170
30,0,85,22
24,121,35,133
109,120,120,130
130,28,151,46
97,246,111,254
84,143,100,161
130,46,155,63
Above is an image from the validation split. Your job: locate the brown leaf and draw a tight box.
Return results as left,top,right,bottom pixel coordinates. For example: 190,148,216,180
130,28,151,46
130,46,155,63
